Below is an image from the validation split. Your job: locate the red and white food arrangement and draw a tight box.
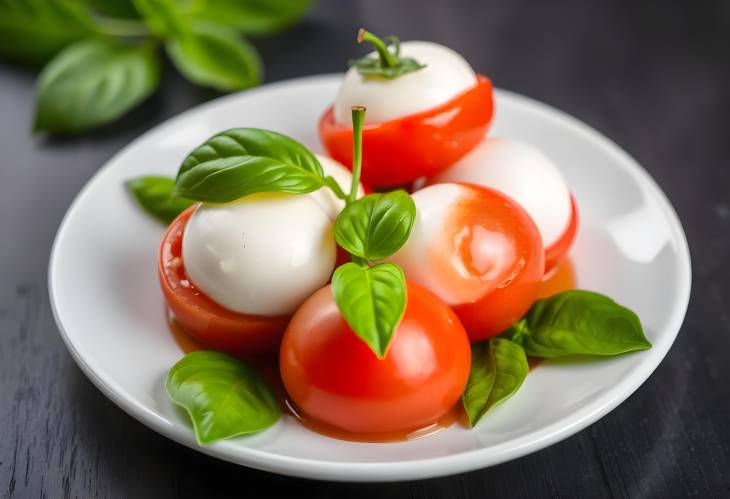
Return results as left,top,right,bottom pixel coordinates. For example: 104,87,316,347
127,29,651,445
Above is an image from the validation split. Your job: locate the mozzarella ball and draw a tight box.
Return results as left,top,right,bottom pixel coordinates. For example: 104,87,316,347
430,139,572,249
182,193,335,316
333,41,477,125
308,154,365,220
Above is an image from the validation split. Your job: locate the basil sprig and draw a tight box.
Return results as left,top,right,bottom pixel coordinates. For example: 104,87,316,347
349,28,426,79
126,175,194,224
173,128,325,202
507,290,652,357
1,0,311,134
166,351,280,445
462,338,529,427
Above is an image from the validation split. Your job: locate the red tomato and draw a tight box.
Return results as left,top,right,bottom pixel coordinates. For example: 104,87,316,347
319,75,494,187
158,206,289,356
280,283,471,434
544,195,579,274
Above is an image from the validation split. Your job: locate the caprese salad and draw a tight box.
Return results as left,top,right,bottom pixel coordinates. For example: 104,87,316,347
127,29,651,445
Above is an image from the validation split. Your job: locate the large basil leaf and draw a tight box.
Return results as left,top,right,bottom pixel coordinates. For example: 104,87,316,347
187,0,312,36
166,23,261,92
331,262,407,359
519,290,651,358
34,39,160,134
126,176,194,224
166,351,280,445
0,0,98,65
462,338,528,427
174,128,323,202
334,191,416,261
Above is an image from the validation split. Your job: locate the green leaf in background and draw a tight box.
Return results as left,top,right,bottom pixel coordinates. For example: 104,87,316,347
462,338,529,427
34,39,160,134
166,351,280,445
174,128,323,202
131,0,188,36
0,0,98,65
334,191,416,261
516,290,652,358
186,0,312,36
331,262,407,359
89,0,141,19
166,23,262,91
126,176,195,224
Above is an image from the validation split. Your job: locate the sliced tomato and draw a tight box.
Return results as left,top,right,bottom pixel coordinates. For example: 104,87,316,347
544,195,579,274
319,75,494,187
158,206,289,356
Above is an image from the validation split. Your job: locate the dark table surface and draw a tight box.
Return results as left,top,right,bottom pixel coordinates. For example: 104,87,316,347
1,0,729,497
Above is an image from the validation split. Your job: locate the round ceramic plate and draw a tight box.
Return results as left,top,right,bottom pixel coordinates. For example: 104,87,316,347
49,75,691,482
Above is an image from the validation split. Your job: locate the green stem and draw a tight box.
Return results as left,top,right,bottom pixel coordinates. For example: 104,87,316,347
348,106,366,205
357,28,397,68
95,17,152,38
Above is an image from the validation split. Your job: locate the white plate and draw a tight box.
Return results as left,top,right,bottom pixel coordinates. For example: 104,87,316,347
49,75,691,482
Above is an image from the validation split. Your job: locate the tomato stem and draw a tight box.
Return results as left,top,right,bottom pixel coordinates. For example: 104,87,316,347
357,28,398,68
348,106,366,205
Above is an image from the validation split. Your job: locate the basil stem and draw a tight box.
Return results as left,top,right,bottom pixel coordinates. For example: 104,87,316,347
357,28,397,68
348,105,366,205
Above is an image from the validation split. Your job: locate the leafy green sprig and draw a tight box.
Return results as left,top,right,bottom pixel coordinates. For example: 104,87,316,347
0,0,312,134
349,28,426,79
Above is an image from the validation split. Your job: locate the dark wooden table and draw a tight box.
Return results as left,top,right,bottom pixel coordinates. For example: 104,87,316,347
1,1,729,497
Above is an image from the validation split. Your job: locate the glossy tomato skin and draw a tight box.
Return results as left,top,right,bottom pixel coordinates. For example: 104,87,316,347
280,283,471,434
158,206,289,356
544,195,579,274
319,75,494,187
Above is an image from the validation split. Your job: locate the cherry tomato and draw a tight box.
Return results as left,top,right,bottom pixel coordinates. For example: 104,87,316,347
545,195,579,274
389,183,544,341
319,75,494,187
280,283,471,434
158,206,289,356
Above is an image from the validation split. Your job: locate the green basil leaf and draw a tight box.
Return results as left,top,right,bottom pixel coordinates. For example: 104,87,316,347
0,0,98,65
166,351,280,445
126,176,194,224
334,191,416,261
131,0,188,36
187,0,312,36
350,56,426,79
521,290,652,358
462,338,529,427
166,23,261,91
331,262,406,359
174,128,323,202
34,39,160,134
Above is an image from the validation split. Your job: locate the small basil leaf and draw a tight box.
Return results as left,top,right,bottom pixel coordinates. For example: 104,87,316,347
131,0,188,37
126,176,194,224
462,338,529,427
166,351,280,445
0,0,98,65
331,262,407,359
521,290,652,358
174,128,324,202
34,39,160,134
166,23,261,92
187,0,312,36
334,191,416,261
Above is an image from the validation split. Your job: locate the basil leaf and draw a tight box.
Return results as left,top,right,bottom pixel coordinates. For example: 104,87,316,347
166,351,280,445
34,39,160,134
187,0,312,36
350,56,426,79
0,0,98,65
331,262,407,359
174,128,324,202
462,338,529,427
334,191,416,261
520,290,652,358
131,0,188,37
126,176,194,224
166,23,261,92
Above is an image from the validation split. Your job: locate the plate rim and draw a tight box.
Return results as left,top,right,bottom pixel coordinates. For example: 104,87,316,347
48,74,692,482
